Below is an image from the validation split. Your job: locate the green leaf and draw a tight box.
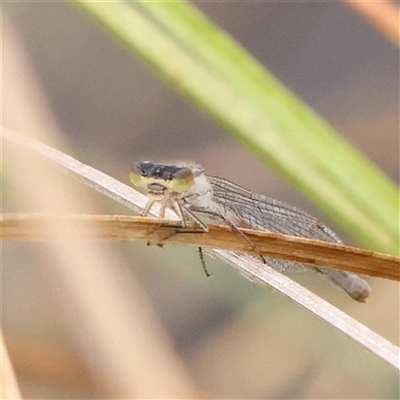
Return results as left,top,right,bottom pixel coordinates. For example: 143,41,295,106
69,0,399,254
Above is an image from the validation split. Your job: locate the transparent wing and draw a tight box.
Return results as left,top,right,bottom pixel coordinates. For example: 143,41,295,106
200,176,371,301
207,176,346,273
208,176,342,244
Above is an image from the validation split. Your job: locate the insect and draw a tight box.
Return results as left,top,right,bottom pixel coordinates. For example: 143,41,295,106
129,161,371,302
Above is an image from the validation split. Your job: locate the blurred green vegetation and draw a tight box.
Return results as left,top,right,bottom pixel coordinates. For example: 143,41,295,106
70,0,399,255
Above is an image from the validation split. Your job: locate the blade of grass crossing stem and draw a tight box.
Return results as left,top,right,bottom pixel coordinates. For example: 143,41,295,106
133,1,399,252
69,1,399,254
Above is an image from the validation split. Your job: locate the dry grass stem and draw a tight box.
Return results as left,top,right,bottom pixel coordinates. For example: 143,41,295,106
340,0,400,47
2,213,399,281
2,127,400,371
0,330,22,400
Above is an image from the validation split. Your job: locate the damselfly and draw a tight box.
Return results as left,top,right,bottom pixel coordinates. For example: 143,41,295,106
130,161,371,302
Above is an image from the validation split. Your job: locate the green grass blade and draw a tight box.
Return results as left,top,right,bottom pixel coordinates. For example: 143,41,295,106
69,0,399,254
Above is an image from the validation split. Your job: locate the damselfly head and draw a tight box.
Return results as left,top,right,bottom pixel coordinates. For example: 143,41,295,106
130,162,195,200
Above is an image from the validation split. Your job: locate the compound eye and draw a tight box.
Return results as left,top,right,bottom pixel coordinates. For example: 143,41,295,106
129,165,147,188
172,167,192,180
168,168,194,193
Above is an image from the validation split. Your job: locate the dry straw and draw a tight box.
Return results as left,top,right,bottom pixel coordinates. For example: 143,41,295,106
2,127,399,371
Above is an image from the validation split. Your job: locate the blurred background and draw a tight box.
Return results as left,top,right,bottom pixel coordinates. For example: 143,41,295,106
2,2,399,399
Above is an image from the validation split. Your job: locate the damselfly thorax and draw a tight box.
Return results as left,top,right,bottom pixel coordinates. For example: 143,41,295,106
129,161,371,302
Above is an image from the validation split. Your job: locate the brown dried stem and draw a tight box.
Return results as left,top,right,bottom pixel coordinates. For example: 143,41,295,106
2,213,399,281
2,127,400,371
340,0,400,47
